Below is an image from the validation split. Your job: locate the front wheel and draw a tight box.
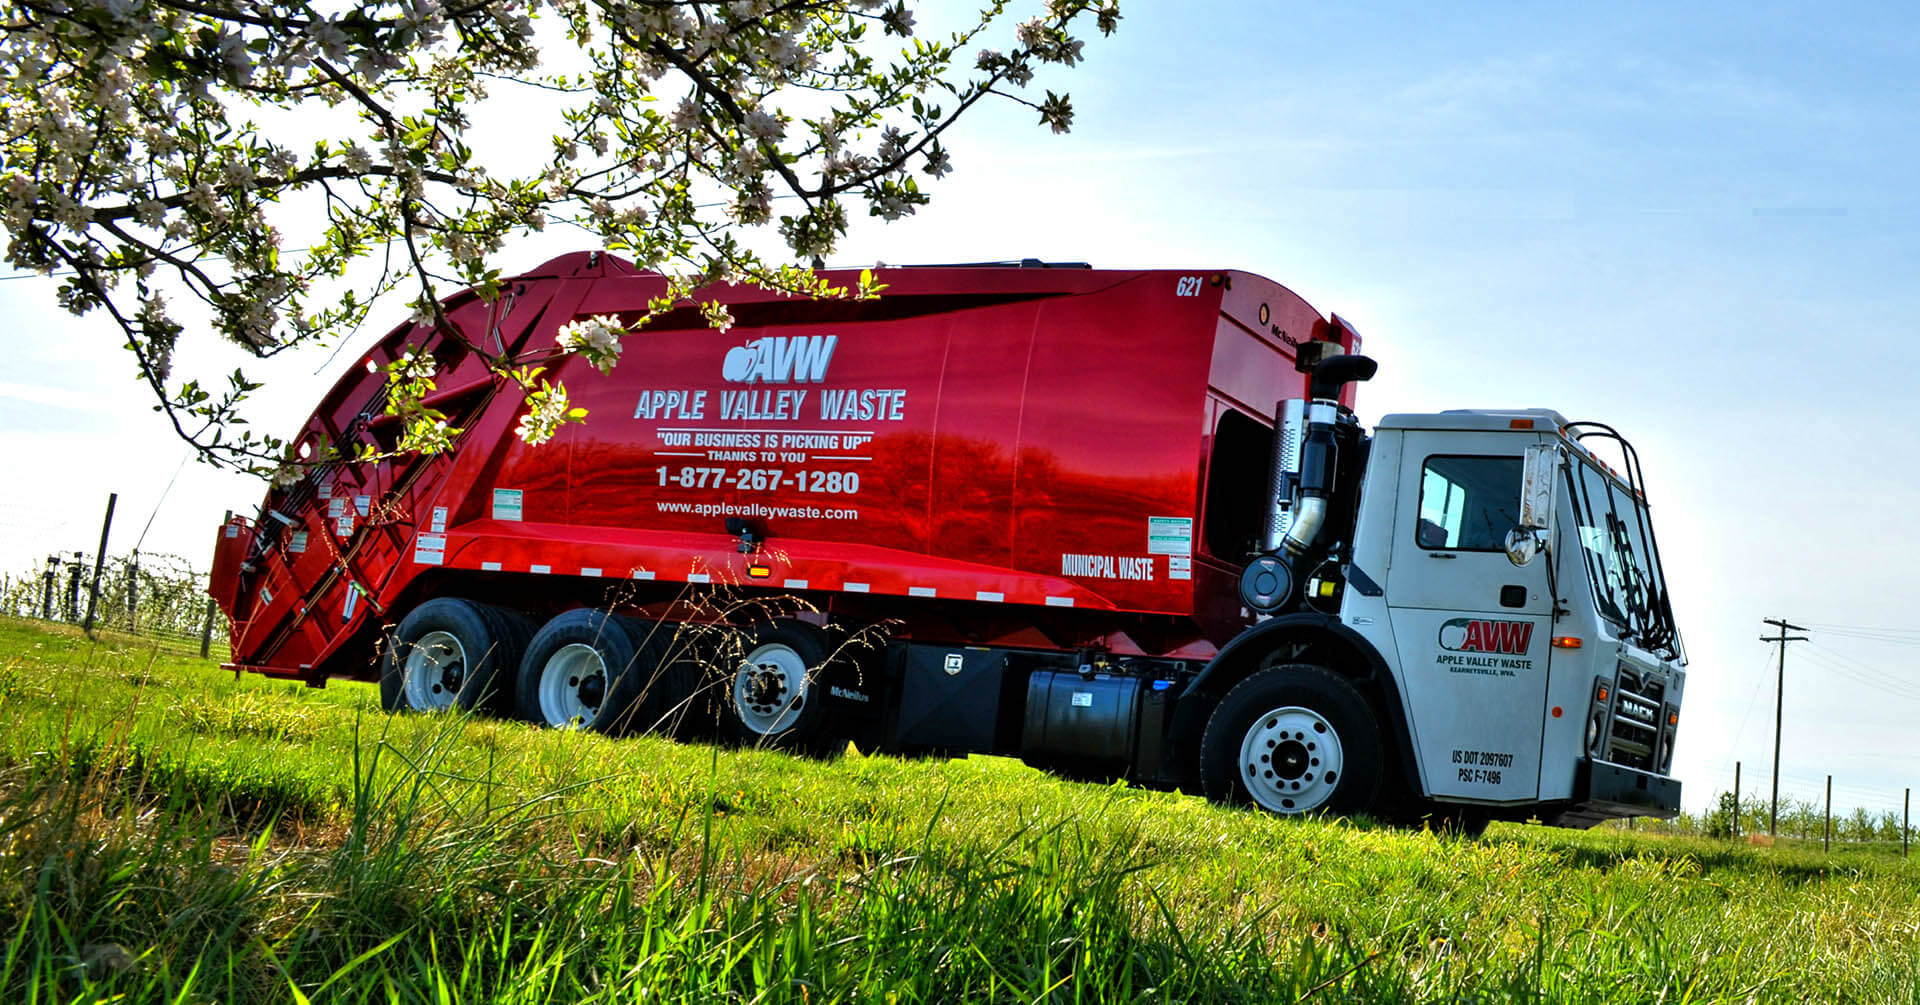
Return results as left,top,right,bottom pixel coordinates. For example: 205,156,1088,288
1198,665,1385,817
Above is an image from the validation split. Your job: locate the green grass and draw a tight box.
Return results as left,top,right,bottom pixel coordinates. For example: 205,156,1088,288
2,615,1918,1002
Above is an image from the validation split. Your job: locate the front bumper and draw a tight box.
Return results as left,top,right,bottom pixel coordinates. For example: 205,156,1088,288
1546,759,1682,829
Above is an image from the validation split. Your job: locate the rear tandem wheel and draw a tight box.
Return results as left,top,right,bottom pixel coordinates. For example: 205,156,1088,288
379,598,526,715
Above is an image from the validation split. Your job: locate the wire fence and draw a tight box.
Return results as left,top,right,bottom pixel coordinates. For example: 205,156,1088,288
1606,771,1913,854
0,549,229,660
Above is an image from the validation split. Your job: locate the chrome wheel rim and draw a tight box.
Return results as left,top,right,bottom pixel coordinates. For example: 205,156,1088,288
1239,705,1343,814
402,630,467,711
732,642,807,735
539,642,606,728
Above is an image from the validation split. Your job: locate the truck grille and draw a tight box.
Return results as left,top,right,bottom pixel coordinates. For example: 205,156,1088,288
1605,665,1666,771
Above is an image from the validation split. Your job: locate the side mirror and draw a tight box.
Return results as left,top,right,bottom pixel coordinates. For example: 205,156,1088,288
1507,443,1559,567
1504,527,1544,567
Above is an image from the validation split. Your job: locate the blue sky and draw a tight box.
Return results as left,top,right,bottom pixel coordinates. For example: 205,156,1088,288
3,2,1916,815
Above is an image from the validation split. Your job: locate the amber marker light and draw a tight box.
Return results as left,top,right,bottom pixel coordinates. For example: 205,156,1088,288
1509,418,1535,429
1551,636,1583,649
747,565,771,579
1668,712,1679,726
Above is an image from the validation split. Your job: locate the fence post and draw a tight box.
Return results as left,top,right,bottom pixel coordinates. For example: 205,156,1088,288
1733,761,1741,839
127,550,139,632
1824,775,1832,853
64,554,83,621
199,597,217,660
81,493,116,634
1905,788,1910,859
41,555,56,620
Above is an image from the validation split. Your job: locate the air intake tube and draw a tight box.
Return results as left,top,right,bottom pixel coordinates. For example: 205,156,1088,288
1242,351,1377,615
1281,408,1340,557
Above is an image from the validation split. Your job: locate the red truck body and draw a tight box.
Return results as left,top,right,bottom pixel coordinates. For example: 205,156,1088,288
210,253,1355,684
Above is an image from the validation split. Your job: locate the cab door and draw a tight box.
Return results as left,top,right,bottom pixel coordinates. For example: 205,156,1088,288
1383,431,1555,803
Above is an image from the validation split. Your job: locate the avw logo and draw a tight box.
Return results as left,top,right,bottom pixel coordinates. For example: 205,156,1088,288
721,335,837,384
1438,618,1533,655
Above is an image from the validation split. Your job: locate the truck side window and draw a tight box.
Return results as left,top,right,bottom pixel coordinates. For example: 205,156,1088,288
1417,455,1522,551
1203,409,1273,558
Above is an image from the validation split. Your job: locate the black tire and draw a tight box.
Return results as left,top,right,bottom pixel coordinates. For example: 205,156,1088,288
380,598,524,715
1198,664,1385,817
1420,805,1492,840
716,620,843,752
488,607,539,718
516,609,651,731
608,618,708,738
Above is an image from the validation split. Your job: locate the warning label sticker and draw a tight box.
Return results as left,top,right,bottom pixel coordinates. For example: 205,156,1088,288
430,506,448,533
1148,516,1193,556
414,533,447,566
492,489,523,522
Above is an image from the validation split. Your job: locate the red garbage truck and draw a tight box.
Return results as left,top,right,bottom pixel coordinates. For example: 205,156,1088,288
211,251,1685,829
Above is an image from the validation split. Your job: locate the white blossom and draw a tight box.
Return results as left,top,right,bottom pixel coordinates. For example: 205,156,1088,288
516,383,574,445
924,147,952,178
557,314,626,374
882,4,916,36
742,108,784,142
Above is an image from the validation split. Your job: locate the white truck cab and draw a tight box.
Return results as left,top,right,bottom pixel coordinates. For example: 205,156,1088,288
1350,410,1684,826
1192,348,1684,830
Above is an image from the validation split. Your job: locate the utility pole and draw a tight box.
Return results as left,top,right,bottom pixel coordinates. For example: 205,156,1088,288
1761,618,1809,835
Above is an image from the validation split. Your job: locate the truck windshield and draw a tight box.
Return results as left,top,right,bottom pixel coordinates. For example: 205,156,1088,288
1564,456,1680,659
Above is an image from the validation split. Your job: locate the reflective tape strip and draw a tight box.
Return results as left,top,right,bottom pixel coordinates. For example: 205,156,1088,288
688,573,711,583
975,591,1005,603
908,586,936,597
531,564,552,574
783,578,808,589
581,567,603,578
1045,596,1075,607
482,561,503,571
844,582,870,593
632,570,656,580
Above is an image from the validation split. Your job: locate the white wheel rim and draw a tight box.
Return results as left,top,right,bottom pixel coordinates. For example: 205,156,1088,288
402,630,467,711
539,642,606,728
732,642,808,735
1239,705,1344,814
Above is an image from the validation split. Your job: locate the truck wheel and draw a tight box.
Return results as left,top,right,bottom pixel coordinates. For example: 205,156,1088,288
381,598,523,715
1198,665,1384,817
593,618,701,737
517,609,649,731
1421,805,1491,839
721,621,841,751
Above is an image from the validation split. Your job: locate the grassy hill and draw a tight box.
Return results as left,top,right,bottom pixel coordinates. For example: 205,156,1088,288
2,615,1916,1002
